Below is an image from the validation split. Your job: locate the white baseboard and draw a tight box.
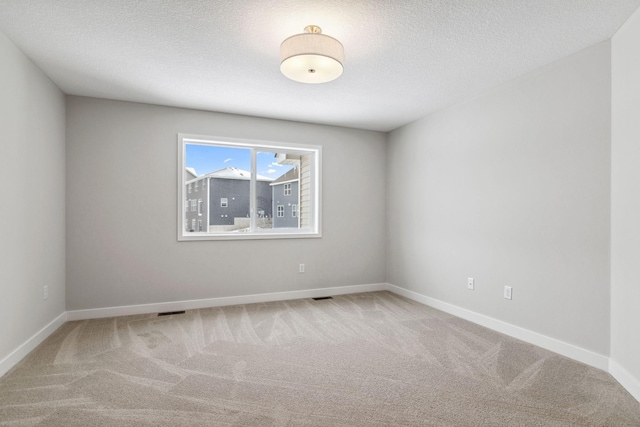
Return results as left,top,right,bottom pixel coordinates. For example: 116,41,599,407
66,283,388,321
385,284,609,371
610,359,640,403
0,312,67,378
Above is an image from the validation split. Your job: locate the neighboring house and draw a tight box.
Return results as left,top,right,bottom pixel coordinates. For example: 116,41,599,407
184,170,208,232
207,167,273,227
270,167,299,228
185,167,273,232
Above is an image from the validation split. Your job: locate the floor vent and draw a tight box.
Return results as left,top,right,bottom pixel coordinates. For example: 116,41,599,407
158,310,186,316
312,296,333,301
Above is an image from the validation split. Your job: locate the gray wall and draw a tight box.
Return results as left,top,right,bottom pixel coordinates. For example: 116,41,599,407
0,31,66,362
386,42,612,355
611,7,640,384
66,96,386,310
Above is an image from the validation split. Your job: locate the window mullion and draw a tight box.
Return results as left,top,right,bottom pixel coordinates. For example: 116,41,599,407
250,148,257,232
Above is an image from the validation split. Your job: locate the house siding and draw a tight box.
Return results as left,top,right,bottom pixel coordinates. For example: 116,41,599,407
209,178,272,226
272,180,300,228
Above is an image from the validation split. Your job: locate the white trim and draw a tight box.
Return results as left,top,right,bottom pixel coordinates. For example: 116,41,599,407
386,284,609,370
250,149,257,231
0,312,67,378
67,283,388,321
178,133,323,152
610,359,640,402
176,230,321,241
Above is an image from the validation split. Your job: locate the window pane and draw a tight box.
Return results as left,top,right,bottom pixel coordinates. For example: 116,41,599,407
257,151,300,229
185,144,251,233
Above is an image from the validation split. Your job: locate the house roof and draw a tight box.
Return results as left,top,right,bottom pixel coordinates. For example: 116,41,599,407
186,167,197,179
1,1,638,132
204,167,273,182
270,167,299,186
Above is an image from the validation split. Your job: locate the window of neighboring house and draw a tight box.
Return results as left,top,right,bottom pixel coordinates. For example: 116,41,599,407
198,198,203,215
179,135,321,241
191,219,195,231
292,204,298,217
191,199,197,212
198,220,203,232
195,181,199,192
185,199,189,212
188,183,192,194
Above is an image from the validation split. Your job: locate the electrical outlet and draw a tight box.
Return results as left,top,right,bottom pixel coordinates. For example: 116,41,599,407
299,264,305,273
467,278,474,290
43,285,48,300
504,286,512,300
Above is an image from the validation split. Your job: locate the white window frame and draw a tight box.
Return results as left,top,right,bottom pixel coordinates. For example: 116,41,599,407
284,183,291,196
198,198,203,215
292,204,298,217
277,205,285,217
178,134,321,241
220,198,228,208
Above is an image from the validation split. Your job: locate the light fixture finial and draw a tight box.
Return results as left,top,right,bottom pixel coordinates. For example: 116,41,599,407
304,25,322,34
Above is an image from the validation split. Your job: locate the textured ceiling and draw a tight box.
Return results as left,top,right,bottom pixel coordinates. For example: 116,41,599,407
1,1,639,132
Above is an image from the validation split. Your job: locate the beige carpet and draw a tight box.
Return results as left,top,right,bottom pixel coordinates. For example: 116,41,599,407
1,291,639,426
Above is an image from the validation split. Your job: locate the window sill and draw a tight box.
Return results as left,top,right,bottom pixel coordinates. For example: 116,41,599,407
178,230,321,241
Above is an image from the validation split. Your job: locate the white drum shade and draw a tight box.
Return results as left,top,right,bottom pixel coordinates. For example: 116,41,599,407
280,26,344,84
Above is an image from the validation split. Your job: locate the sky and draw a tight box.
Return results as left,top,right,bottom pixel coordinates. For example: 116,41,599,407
186,144,293,179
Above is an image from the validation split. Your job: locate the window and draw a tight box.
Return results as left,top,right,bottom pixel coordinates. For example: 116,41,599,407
178,134,321,240
191,219,195,231
198,219,203,232
195,181,199,192
185,199,188,212
190,199,197,212
188,183,192,194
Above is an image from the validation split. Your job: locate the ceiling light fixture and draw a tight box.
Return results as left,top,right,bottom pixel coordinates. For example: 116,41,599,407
280,25,344,84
